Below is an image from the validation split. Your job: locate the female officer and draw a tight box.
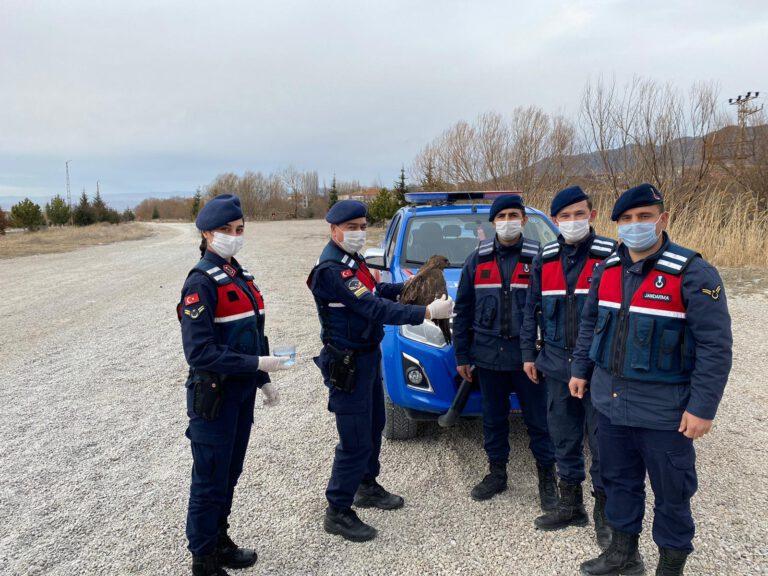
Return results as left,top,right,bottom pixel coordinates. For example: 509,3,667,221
178,194,291,576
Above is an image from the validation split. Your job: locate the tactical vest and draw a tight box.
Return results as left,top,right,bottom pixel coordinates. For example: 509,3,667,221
588,243,698,383
188,259,267,356
472,238,539,339
306,242,381,349
540,235,616,350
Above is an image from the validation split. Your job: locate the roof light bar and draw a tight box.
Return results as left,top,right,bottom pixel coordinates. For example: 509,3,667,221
404,190,523,205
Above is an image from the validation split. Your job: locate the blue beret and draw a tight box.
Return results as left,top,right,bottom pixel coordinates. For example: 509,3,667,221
611,183,664,221
195,194,243,231
488,194,525,221
551,185,589,217
325,200,367,225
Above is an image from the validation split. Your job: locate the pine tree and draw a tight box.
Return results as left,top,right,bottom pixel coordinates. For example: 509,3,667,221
328,175,339,208
92,188,108,222
152,205,160,220
46,194,71,226
191,189,202,220
122,208,136,222
73,191,95,226
394,166,408,207
10,198,46,231
0,206,8,235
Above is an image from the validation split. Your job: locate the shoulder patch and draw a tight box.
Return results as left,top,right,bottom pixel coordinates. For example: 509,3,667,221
184,293,200,306
184,305,206,319
701,285,722,301
346,277,368,297
341,269,354,279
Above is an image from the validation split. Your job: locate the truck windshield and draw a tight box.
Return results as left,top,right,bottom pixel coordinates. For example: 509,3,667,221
401,212,557,268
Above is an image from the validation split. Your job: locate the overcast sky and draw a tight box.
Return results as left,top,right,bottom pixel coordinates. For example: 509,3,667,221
1,0,766,207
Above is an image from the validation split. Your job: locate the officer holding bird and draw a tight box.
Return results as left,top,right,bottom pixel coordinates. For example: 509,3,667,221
307,199,454,543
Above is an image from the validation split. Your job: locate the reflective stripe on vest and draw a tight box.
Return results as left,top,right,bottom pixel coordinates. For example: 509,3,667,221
590,242,697,383
598,265,685,319
540,237,611,349
474,259,531,290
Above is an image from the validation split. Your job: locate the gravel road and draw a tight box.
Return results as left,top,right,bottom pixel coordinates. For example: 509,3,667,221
0,221,766,576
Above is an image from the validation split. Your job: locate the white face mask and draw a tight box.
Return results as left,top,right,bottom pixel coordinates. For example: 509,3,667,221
558,219,591,243
495,220,522,242
210,231,244,258
340,230,366,254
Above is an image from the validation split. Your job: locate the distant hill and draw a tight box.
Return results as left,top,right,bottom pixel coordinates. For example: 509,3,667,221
553,124,767,176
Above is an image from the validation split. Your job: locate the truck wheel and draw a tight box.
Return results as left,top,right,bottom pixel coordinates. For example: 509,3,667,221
383,390,419,440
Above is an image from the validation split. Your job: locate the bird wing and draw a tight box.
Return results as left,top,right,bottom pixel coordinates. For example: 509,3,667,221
399,276,420,304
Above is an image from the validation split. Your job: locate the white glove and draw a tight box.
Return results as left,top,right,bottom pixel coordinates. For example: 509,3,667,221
427,295,455,320
261,382,280,407
258,356,291,372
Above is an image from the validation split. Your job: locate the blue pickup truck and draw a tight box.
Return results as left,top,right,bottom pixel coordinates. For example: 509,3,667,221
363,191,558,439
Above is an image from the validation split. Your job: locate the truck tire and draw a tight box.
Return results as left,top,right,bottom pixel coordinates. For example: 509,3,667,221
383,390,419,440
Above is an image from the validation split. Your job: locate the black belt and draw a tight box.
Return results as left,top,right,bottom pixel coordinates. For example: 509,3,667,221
324,342,379,356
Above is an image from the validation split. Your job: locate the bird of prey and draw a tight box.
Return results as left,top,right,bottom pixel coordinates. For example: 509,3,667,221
400,254,452,344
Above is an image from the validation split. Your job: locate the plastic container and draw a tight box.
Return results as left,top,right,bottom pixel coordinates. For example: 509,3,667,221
272,344,296,367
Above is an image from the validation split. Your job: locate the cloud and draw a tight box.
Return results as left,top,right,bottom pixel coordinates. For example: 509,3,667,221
0,0,765,199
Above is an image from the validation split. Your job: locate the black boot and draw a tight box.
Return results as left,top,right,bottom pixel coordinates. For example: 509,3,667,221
323,506,377,542
655,548,689,575
192,554,230,576
534,482,588,530
353,479,405,510
593,490,613,551
216,523,257,570
580,530,645,575
537,464,558,512
470,461,508,501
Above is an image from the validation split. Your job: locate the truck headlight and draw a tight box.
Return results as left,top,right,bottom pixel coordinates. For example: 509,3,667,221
400,320,447,348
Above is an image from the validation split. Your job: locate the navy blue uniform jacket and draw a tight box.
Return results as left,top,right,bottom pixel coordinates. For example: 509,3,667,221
571,234,732,429
453,236,531,371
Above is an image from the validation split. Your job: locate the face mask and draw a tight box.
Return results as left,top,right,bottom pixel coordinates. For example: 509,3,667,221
618,218,661,251
210,231,244,258
558,219,591,243
340,230,366,254
495,220,522,242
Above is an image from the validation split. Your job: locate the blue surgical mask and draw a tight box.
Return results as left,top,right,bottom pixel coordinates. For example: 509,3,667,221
618,218,661,251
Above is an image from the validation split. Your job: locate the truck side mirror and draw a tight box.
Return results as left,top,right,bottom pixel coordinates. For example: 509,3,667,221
364,247,387,270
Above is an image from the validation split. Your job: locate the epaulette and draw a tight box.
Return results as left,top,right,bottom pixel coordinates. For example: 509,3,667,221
589,236,617,259
541,241,560,261
654,243,699,276
478,239,494,257
520,239,540,262
192,261,234,285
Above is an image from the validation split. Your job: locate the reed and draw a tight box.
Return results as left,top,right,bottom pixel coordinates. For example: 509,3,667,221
525,189,768,268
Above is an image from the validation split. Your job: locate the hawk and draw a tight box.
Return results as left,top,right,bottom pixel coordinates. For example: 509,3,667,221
400,254,452,344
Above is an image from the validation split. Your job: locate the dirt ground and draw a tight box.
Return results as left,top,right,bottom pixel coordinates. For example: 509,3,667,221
0,221,766,576
0,222,153,259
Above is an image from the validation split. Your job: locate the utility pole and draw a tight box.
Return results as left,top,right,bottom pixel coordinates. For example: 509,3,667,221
728,92,763,160
65,160,72,225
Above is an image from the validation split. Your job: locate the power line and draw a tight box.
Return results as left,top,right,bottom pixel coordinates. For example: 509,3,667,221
728,92,763,161
65,160,72,225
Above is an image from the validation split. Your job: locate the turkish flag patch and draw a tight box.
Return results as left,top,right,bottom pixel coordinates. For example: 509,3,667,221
185,293,200,306
341,269,354,279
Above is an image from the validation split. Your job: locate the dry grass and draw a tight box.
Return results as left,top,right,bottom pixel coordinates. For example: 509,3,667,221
0,223,154,259
525,190,768,268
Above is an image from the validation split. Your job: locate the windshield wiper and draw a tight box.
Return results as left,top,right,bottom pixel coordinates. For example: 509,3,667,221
404,259,425,265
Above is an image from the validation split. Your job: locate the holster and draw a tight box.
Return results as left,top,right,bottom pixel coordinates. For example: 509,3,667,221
324,343,357,393
191,369,224,421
